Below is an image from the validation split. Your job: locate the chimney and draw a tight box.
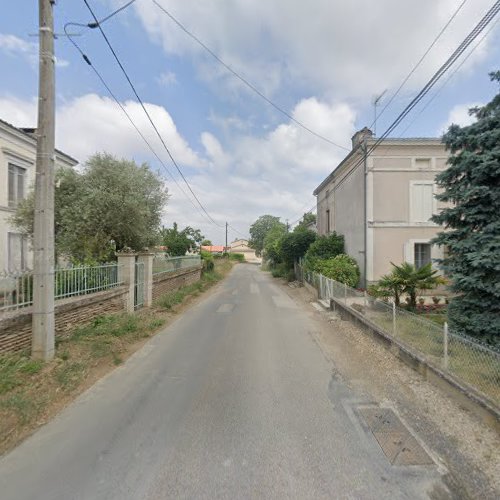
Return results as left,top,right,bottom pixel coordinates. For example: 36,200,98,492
351,127,373,150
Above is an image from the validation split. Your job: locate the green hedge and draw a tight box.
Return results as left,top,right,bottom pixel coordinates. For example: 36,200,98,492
313,254,360,287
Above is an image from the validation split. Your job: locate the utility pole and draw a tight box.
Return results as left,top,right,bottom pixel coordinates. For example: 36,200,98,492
225,222,228,252
32,0,56,360
286,219,289,232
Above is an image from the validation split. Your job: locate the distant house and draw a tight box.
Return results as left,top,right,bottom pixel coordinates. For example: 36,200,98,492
313,127,449,286
201,245,227,254
229,239,259,262
0,119,78,271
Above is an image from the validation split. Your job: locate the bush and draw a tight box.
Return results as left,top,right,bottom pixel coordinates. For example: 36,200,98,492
200,250,214,271
305,232,344,261
271,263,288,278
229,253,245,262
314,254,360,287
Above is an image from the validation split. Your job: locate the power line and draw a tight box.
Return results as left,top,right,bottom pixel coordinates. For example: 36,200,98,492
372,0,469,130
152,0,349,152
368,1,500,151
63,23,216,225
398,15,500,137
82,0,224,228
62,0,137,31
314,0,500,196
227,223,247,238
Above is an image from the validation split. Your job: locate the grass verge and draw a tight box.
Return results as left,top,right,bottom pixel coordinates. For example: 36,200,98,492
0,258,234,455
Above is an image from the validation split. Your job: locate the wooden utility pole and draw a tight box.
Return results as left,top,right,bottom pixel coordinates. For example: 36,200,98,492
32,0,56,360
225,222,228,252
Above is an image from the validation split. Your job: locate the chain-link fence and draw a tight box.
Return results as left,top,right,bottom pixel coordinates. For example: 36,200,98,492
296,263,500,406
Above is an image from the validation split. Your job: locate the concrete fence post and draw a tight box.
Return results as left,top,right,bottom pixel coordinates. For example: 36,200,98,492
137,252,154,307
116,252,136,313
344,282,347,305
392,301,396,336
443,322,449,370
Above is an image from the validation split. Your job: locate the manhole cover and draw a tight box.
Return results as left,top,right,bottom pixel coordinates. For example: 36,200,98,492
359,408,434,466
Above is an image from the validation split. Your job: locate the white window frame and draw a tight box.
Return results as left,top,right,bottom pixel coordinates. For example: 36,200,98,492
412,157,434,170
8,163,27,208
409,180,437,224
404,238,442,270
8,232,28,271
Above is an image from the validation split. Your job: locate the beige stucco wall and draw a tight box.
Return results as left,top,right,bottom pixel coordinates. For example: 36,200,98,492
333,161,365,279
372,170,448,223
372,226,444,280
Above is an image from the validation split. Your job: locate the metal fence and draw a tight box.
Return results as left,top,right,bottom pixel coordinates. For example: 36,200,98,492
296,263,500,406
0,263,123,316
152,255,201,276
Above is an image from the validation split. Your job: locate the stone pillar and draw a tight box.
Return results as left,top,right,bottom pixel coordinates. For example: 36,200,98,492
137,252,154,307
116,252,136,313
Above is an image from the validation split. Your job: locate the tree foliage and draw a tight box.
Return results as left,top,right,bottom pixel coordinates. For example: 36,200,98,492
160,223,204,256
280,226,317,267
12,153,168,262
431,72,500,344
249,215,286,256
304,232,344,270
262,224,287,264
297,212,316,229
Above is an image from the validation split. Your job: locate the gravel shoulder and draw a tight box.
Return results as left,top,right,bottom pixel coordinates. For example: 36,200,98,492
280,279,500,500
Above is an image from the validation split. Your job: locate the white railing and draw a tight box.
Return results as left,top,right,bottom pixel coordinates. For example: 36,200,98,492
295,262,500,406
0,263,123,315
153,255,201,276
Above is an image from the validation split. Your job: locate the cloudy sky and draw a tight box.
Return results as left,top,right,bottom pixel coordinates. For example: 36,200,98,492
1,0,499,243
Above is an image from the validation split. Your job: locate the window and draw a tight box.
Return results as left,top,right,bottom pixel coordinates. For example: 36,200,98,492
8,163,26,208
415,158,431,169
8,233,28,271
414,243,431,269
326,209,330,233
410,181,434,222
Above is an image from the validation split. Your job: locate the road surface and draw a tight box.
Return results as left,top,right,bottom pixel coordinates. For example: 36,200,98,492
0,264,452,499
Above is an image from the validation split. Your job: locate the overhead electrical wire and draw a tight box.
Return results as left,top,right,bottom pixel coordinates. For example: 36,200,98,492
371,0,469,129
398,15,500,137
152,0,349,152
63,22,215,225
82,0,224,228
291,0,500,222
359,0,500,165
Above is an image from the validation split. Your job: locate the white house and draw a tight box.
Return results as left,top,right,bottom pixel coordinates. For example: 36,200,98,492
0,119,78,271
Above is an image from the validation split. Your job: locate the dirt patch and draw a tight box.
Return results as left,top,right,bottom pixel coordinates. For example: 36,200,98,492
281,279,500,500
0,260,234,456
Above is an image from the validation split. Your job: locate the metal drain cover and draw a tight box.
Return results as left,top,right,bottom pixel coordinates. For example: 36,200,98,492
359,408,434,466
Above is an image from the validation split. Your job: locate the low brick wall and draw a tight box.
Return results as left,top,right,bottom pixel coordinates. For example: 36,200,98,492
0,287,128,355
153,265,202,301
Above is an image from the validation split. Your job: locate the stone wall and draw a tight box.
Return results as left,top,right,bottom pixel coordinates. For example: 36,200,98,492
153,265,202,302
0,287,127,355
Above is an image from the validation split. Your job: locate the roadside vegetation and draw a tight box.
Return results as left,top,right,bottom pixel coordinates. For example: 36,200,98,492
250,213,360,287
0,258,234,455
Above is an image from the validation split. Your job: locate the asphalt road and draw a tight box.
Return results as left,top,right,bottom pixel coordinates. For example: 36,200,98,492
0,264,451,499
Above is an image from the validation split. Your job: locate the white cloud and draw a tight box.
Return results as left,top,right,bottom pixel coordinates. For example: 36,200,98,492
0,93,355,244
439,101,482,133
0,93,203,168
157,71,177,86
135,0,496,99
0,33,69,68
